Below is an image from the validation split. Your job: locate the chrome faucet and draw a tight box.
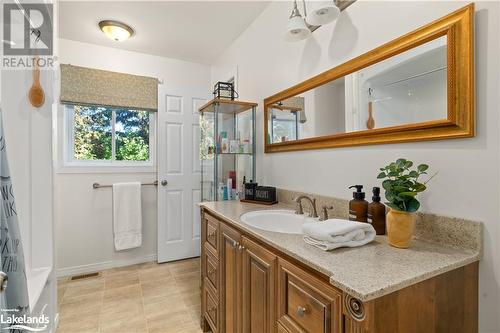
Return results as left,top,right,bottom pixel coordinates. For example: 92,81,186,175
294,195,318,218
319,205,334,221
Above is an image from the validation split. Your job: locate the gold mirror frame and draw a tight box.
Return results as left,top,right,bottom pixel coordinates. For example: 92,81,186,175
264,4,474,153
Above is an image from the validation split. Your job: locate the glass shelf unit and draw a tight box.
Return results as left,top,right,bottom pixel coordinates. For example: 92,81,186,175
199,99,257,202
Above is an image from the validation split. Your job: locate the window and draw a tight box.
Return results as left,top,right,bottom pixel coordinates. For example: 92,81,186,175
65,104,155,166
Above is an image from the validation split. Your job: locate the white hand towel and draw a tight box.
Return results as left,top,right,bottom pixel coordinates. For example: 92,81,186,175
113,182,142,251
302,219,376,251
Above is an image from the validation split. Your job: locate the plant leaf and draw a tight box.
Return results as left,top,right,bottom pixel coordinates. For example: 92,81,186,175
385,202,404,211
382,180,392,190
404,160,413,168
408,170,418,178
407,198,420,212
400,191,417,197
377,172,386,179
418,164,429,172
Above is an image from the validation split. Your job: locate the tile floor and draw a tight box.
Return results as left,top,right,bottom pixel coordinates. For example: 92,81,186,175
57,258,203,333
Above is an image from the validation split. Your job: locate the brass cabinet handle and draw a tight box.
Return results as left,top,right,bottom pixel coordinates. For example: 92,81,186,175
238,244,245,251
296,306,307,317
232,240,239,249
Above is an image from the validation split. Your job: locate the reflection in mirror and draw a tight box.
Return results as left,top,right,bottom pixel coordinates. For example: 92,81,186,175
267,36,447,144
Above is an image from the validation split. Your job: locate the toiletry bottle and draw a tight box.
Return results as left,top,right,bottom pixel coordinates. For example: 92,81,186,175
367,187,386,235
240,176,246,200
227,178,233,200
348,185,368,222
217,182,224,201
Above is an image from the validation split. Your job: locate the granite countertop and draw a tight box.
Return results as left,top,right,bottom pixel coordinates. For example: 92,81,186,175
199,201,481,302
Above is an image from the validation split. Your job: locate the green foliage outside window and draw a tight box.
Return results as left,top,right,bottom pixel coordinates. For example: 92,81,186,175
73,105,150,162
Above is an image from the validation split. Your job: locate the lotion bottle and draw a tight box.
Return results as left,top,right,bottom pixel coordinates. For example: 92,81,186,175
367,187,386,234
348,185,368,222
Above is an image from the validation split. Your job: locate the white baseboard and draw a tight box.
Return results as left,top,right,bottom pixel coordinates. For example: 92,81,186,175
56,254,157,277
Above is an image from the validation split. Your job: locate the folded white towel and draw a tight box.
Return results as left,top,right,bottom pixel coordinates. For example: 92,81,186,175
302,219,376,251
113,182,142,251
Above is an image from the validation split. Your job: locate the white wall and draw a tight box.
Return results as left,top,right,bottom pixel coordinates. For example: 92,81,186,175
211,1,500,331
55,39,211,275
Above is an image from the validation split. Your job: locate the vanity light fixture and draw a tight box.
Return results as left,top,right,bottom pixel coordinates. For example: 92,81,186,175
284,0,348,42
99,20,134,42
284,0,311,42
306,0,340,26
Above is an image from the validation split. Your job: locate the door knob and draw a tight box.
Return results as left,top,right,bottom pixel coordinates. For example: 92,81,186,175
0,271,8,293
161,180,168,186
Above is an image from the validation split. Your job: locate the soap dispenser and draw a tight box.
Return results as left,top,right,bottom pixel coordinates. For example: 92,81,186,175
348,185,368,222
367,187,386,235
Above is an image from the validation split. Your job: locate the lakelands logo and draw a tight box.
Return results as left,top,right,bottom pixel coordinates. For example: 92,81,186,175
2,3,54,69
1,310,49,332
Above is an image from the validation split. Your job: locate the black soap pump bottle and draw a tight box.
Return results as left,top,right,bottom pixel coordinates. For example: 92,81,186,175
367,187,386,235
348,185,368,222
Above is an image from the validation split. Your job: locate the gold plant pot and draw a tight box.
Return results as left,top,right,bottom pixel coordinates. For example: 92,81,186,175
386,209,416,248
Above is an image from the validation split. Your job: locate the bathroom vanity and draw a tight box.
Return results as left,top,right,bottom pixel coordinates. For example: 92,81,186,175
199,201,480,333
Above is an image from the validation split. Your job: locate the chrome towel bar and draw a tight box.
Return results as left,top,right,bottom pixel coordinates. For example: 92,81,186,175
92,180,159,189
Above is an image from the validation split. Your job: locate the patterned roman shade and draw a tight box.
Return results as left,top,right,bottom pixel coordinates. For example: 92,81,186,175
60,64,158,111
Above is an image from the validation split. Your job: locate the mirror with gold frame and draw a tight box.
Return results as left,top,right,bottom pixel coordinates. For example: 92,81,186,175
264,4,474,153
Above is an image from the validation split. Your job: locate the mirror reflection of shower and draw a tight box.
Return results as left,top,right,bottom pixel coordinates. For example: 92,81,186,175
268,36,448,143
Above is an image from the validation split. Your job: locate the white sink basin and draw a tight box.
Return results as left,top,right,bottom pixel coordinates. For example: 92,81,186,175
240,210,315,234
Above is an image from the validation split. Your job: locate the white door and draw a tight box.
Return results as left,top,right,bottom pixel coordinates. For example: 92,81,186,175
157,93,208,263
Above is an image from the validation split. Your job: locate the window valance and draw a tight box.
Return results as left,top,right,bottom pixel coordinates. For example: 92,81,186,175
60,64,158,111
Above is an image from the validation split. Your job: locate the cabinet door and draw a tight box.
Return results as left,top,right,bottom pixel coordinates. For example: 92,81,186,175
220,223,242,333
241,236,277,333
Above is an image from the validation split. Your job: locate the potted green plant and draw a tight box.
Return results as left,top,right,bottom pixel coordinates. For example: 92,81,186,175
377,158,437,248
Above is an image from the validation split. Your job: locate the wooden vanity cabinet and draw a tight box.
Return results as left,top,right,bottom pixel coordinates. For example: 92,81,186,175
200,209,479,333
241,236,277,333
220,222,242,333
201,211,339,333
218,222,277,333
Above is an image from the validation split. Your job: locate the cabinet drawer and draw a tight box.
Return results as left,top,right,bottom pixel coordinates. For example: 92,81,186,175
203,283,219,333
205,214,220,255
278,323,291,333
278,259,342,333
204,243,219,293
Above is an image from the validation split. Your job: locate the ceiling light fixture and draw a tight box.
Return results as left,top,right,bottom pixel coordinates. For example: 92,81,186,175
284,0,348,42
98,20,134,42
306,1,340,26
284,0,311,42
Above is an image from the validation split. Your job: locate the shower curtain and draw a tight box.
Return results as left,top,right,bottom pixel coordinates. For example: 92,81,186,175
0,111,30,330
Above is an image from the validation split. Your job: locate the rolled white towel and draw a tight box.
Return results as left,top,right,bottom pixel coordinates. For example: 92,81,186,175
302,219,376,251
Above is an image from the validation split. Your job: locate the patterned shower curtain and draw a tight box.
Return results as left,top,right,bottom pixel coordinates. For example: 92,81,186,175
0,111,30,330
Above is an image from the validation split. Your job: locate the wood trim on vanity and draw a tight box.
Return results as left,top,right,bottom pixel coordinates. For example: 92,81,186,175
263,4,475,153
345,262,479,333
